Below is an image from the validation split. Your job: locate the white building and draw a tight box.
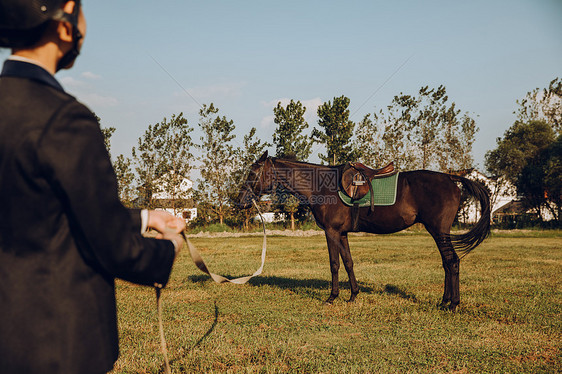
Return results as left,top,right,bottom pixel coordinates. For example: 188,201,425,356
454,169,515,224
152,176,193,200
455,169,556,224
152,174,197,222
254,212,283,223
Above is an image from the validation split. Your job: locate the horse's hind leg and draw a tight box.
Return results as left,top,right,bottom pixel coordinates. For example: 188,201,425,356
435,234,460,311
339,234,359,302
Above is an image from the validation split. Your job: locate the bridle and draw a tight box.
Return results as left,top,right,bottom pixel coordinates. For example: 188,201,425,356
252,157,298,197
247,156,276,201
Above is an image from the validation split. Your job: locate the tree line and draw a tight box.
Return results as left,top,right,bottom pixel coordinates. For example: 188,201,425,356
101,79,561,228
485,78,561,224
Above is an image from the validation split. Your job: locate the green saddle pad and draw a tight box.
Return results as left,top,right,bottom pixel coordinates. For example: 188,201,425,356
338,172,399,207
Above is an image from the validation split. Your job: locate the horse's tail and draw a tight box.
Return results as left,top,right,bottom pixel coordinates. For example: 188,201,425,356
448,175,491,257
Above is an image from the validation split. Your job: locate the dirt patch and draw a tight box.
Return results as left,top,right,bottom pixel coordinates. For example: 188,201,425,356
187,229,325,238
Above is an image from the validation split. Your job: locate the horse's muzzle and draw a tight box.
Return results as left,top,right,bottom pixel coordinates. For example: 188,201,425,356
235,188,254,209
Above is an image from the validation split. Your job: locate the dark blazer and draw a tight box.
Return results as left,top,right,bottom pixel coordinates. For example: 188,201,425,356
0,60,176,374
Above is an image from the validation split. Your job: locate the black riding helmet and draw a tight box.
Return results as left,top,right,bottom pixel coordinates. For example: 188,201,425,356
0,0,82,70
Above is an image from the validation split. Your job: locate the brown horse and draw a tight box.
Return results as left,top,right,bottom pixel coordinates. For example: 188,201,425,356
237,151,490,310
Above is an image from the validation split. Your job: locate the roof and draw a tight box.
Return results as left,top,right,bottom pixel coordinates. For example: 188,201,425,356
493,200,529,215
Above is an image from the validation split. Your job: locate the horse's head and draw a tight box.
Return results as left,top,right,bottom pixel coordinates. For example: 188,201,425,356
236,151,275,209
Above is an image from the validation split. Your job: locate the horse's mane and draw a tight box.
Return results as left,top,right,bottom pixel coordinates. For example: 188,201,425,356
278,153,298,161
271,157,340,169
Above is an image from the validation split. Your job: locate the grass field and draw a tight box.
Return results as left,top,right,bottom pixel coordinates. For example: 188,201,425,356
110,231,561,373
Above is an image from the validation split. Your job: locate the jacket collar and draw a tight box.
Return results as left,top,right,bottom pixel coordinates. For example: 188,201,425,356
1,58,64,92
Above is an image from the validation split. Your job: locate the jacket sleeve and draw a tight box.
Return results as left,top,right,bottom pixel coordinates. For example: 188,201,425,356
128,208,143,232
36,100,175,287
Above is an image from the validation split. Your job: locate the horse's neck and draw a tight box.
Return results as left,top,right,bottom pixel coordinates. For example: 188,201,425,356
271,159,326,198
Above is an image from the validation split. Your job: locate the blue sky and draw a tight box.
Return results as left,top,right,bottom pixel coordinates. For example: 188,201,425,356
9,0,561,172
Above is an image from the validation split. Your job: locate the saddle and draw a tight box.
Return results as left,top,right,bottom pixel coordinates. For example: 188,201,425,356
341,161,396,211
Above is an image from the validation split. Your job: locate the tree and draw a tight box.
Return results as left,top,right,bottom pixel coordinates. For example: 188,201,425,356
543,136,562,223
486,80,561,224
516,135,562,223
356,85,477,171
132,113,194,209
438,107,478,172
272,100,312,160
157,117,194,215
196,104,239,225
357,109,420,169
313,95,358,165
272,99,313,229
272,192,302,231
100,126,116,158
397,87,441,169
354,113,386,167
230,127,271,231
113,154,135,207
239,127,271,168
94,113,116,159
485,120,555,185
485,120,556,221
96,116,136,206
516,77,561,135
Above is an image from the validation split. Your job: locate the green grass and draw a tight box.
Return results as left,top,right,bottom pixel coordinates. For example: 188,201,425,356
187,223,236,234
110,232,561,373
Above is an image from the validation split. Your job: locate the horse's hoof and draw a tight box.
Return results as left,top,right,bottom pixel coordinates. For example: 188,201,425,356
325,295,337,305
438,301,450,310
347,294,358,303
438,300,458,312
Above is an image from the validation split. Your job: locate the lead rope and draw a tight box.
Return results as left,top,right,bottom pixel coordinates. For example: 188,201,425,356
186,199,268,284
155,199,267,372
155,286,171,374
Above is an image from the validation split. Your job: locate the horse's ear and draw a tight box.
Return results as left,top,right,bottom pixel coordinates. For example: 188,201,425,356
258,150,268,162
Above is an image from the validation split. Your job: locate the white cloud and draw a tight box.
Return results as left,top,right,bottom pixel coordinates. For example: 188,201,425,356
59,73,118,108
260,114,275,128
59,76,87,88
262,97,292,108
80,93,119,107
301,98,323,118
81,71,101,80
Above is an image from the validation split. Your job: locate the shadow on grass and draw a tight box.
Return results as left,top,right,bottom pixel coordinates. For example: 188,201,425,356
187,274,418,303
255,277,354,301
382,284,418,302
159,301,219,374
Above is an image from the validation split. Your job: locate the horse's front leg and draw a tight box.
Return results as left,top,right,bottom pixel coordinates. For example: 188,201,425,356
324,230,341,304
339,234,359,302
